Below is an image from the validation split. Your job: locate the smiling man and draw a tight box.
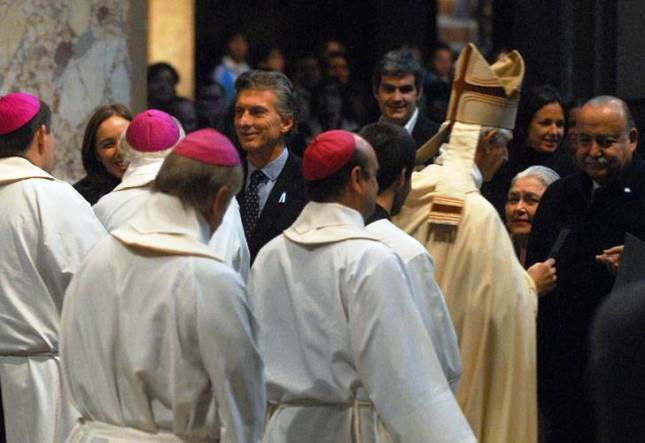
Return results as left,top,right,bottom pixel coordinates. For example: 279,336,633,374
372,49,440,163
527,96,645,443
234,70,309,262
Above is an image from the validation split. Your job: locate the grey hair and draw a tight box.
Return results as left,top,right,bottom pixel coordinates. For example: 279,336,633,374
481,126,513,145
152,153,243,215
235,70,297,121
511,165,560,188
372,49,425,92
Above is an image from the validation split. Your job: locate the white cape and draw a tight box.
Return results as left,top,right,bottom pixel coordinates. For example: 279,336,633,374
249,202,475,443
366,218,462,392
0,157,106,443
61,192,265,442
93,159,250,280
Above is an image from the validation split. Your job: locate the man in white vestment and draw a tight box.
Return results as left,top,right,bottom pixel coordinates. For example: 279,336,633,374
93,109,250,280
0,92,106,443
249,129,475,443
359,121,461,392
395,43,554,443
61,129,265,442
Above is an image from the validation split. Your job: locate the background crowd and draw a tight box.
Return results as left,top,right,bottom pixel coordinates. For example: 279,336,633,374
1,29,644,443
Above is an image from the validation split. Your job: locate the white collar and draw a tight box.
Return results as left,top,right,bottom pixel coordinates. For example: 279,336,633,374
471,164,483,189
113,156,166,192
403,107,420,134
284,201,378,245
0,156,54,185
111,192,222,261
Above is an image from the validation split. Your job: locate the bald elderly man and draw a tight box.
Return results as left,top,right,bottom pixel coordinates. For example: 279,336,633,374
527,96,645,442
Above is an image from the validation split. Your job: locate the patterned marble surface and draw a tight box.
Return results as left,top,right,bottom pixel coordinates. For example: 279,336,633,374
0,0,131,181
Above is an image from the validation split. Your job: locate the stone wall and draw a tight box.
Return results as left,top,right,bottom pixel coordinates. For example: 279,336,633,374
0,1,135,181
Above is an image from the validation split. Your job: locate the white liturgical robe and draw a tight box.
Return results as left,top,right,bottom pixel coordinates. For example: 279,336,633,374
395,156,538,443
61,192,265,442
366,217,462,392
0,156,106,443
248,201,475,443
93,158,250,280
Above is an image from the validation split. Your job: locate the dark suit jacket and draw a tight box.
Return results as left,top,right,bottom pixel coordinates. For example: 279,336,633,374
238,152,309,263
526,154,645,442
411,113,440,165
411,113,440,150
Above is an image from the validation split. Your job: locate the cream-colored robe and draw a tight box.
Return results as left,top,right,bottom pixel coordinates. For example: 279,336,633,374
0,157,106,443
61,192,265,442
249,202,475,443
395,163,538,443
93,158,251,280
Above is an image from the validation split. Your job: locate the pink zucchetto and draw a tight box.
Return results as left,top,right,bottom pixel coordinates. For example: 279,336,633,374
125,109,180,152
173,128,241,166
0,92,41,136
303,129,356,181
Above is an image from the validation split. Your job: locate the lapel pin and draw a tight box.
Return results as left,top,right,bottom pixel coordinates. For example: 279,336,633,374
625,187,631,193
278,192,287,203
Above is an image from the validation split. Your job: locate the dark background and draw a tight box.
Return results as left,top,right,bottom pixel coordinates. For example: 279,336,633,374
196,0,645,140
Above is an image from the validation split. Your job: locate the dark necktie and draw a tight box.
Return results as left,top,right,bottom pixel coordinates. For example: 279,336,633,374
242,170,268,238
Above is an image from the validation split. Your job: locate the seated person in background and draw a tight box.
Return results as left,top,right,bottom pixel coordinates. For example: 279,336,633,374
213,32,251,107
424,42,454,123
168,96,199,134
73,104,132,204
255,44,286,73
323,51,369,125
307,79,360,137
147,62,179,112
61,129,265,442
195,80,228,130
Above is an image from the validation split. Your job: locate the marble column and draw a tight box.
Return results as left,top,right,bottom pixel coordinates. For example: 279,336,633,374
0,0,146,181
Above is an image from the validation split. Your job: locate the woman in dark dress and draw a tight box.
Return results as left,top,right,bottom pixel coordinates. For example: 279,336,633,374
73,104,132,204
482,84,576,217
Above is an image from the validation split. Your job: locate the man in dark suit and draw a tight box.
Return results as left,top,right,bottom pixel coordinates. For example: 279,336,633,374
234,70,309,262
372,49,440,163
527,96,645,443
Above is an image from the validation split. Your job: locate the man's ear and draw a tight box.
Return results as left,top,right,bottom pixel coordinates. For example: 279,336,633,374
349,165,364,194
628,127,638,153
394,167,407,191
484,129,498,147
280,115,295,134
209,185,232,229
36,125,47,155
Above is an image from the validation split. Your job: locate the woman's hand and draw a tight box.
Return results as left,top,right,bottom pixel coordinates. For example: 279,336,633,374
528,258,557,295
